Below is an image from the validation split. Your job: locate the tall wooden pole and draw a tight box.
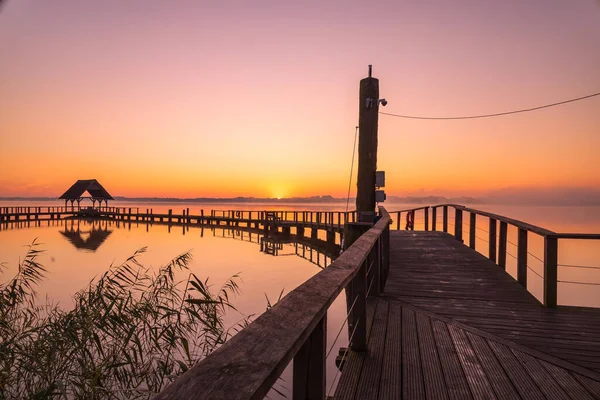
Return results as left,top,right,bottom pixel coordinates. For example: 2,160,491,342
356,65,379,223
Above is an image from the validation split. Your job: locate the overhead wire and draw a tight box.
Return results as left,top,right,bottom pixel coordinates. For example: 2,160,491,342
379,91,600,120
345,126,359,214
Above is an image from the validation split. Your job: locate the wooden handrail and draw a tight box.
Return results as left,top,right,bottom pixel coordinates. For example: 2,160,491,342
155,208,391,399
430,204,556,237
553,233,600,240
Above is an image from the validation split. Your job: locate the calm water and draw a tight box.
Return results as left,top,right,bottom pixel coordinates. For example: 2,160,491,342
1,201,600,396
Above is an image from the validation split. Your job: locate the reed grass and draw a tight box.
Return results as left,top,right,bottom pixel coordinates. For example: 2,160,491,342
0,239,247,399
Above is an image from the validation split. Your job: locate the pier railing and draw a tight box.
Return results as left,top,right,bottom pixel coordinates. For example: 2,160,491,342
391,204,600,308
154,208,391,399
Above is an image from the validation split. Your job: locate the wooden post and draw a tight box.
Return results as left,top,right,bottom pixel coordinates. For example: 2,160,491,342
432,207,437,231
343,222,370,352
424,207,429,231
396,212,400,230
469,213,476,249
544,235,558,307
356,65,379,223
498,221,508,270
489,218,497,263
517,228,528,288
454,208,463,242
293,315,326,400
443,206,448,233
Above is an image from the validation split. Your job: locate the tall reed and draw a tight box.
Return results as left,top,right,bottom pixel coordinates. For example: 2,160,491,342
0,239,247,399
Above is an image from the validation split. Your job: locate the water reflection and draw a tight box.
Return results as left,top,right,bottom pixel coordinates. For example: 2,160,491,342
60,219,113,252
1,217,341,269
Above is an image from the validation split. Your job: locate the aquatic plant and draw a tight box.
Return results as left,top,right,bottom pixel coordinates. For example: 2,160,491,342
0,240,246,399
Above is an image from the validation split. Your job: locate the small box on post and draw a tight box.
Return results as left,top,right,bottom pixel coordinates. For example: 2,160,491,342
375,171,385,188
375,190,386,203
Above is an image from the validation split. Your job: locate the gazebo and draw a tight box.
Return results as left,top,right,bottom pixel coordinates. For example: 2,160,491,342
59,179,114,211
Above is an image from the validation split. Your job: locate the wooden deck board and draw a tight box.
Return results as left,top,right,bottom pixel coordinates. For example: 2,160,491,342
386,231,600,373
333,230,600,399
379,303,402,400
416,313,449,399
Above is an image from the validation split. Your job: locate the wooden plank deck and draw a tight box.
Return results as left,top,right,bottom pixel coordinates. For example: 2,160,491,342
335,231,600,399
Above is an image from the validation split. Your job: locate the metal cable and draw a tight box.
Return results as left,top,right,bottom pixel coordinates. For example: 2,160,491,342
345,126,359,214
327,316,361,398
379,91,600,120
527,265,544,279
326,295,358,360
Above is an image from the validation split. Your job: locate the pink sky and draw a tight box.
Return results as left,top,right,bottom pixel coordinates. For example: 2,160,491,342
1,0,599,198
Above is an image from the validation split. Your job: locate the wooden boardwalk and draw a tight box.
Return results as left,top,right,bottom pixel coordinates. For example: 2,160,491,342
335,231,600,399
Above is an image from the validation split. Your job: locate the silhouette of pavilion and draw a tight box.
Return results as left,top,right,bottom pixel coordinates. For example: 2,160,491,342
60,220,112,251
59,179,113,210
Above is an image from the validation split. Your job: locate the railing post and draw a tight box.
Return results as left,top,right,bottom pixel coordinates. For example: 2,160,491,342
293,315,326,400
498,221,508,270
544,235,558,307
517,228,528,288
369,245,380,297
396,212,400,230
454,208,463,242
382,223,390,288
350,260,367,351
469,213,476,249
443,206,448,233
424,207,429,231
432,207,437,231
489,218,497,263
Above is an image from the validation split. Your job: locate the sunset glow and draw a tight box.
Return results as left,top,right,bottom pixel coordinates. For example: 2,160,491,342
1,1,599,198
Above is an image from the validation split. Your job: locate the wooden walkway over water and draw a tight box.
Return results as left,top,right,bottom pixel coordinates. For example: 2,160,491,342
335,231,600,399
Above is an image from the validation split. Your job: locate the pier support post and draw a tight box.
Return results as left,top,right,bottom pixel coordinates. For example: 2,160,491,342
544,235,558,307
343,222,371,352
498,221,508,270
443,206,448,233
326,230,335,244
293,315,326,400
424,207,429,231
517,228,528,288
489,218,497,263
432,207,437,231
454,208,463,243
469,213,476,249
356,65,379,223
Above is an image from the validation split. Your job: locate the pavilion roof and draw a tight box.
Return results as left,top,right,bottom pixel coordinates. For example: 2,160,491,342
59,179,114,200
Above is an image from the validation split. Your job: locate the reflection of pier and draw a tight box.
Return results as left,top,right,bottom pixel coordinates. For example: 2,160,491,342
0,207,352,245
1,217,340,269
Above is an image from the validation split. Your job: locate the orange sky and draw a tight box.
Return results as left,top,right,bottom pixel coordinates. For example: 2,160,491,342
1,1,599,199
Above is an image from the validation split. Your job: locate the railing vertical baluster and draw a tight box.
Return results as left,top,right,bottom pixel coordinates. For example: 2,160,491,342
293,315,326,400
544,235,558,307
517,228,528,288
396,212,400,230
454,208,463,242
432,207,437,231
489,218,497,263
350,259,367,351
469,212,476,249
443,206,448,233
498,222,508,270
424,207,429,231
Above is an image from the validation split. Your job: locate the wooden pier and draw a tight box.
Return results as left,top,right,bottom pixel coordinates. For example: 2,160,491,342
149,206,600,400
335,231,600,399
0,207,352,242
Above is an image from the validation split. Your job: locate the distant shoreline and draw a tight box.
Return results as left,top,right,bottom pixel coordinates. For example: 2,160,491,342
1,195,598,206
